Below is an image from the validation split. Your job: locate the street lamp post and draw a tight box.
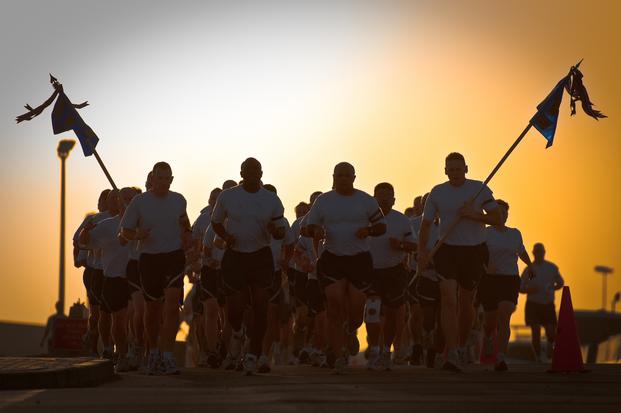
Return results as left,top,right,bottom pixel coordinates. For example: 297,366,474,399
594,265,614,311
57,139,75,315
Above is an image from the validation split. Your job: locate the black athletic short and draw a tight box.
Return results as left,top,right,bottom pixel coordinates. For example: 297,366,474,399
525,301,557,326
434,243,489,290
126,259,141,294
220,247,274,296
415,276,440,307
139,249,185,301
91,268,105,306
287,268,308,307
306,278,326,316
317,250,373,292
370,264,409,307
192,289,204,315
268,270,283,304
82,266,99,306
101,277,130,314
199,265,222,301
477,274,521,311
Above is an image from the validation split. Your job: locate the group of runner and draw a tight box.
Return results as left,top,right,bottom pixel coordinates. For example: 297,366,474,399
73,152,564,375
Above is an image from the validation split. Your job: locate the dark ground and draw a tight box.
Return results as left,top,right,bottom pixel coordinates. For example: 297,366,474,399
1,363,620,413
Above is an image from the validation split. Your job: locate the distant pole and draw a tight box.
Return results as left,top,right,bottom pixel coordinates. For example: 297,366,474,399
594,265,614,311
57,139,75,315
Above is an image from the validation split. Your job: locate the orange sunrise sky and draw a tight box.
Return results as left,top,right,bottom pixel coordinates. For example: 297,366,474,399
0,0,620,327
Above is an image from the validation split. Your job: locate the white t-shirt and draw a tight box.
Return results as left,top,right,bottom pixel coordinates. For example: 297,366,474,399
422,179,497,246
84,215,129,278
271,218,295,271
120,191,187,254
369,209,415,269
485,226,526,276
202,225,225,267
82,211,111,269
305,189,384,256
192,205,212,241
521,260,564,304
296,237,324,280
210,186,286,253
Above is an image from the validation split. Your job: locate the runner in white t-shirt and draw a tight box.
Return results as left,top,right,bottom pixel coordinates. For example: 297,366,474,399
302,162,386,373
413,196,445,369
84,196,114,358
80,188,137,372
418,152,502,371
520,242,564,361
405,193,425,366
73,189,111,356
210,158,286,375
259,184,295,373
201,223,228,368
366,183,416,370
191,188,223,369
122,187,146,370
477,199,534,371
120,162,192,375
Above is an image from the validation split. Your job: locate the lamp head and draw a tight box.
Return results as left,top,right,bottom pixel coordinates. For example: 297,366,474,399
57,139,76,158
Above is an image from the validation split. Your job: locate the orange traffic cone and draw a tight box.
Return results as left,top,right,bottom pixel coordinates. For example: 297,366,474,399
548,286,587,373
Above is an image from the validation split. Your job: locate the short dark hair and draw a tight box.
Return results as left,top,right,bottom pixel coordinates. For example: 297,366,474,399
152,161,172,173
496,199,509,210
445,152,465,164
404,207,414,215
241,157,261,170
309,191,322,204
374,182,394,195
263,184,276,194
99,189,111,202
295,202,309,214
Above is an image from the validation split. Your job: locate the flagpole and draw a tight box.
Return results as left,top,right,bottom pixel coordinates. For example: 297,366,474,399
90,145,119,191
427,122,533,259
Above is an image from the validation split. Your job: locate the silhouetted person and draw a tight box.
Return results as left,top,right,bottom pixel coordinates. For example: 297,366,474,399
80,188,138,372
418,152,502,371
40,301,67,353
366,182,416,370
211,158,286,374
302,162,386,373
520,243,564,362
121,161,192,375
478,199,533,371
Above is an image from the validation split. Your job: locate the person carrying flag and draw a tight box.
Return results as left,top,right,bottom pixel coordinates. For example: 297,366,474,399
417,152,502,371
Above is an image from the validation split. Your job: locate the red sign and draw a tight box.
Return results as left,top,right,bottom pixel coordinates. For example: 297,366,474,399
52,318,88,350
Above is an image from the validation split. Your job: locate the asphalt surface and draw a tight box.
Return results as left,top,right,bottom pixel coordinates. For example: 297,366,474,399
1,363,620,412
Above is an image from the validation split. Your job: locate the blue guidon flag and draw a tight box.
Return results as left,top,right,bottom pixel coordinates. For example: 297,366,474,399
16,74,98,156
530,60,606,148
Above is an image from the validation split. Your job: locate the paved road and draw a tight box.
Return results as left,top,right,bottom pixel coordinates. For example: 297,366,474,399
1,364,620,412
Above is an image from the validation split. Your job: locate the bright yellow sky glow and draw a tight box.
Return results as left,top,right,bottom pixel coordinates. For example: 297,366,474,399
0,1,620,328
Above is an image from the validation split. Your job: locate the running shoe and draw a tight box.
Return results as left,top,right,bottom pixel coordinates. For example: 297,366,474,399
160,357,181,375
257,355,271,373
380,351,393,371
115,355,130,373
243,353,258,375
333,356,348,374
494,360,508,372
146,351,162,376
